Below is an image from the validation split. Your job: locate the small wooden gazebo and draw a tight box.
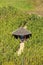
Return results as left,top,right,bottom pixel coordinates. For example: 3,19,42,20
12,27,32,41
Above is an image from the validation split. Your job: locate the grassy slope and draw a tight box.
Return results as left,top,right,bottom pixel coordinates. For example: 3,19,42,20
0,0,43,11
0,0,34,10
0,0,43,65
0,7,43,65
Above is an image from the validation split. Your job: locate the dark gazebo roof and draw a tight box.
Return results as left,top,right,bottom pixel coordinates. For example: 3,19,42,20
12,27,31,36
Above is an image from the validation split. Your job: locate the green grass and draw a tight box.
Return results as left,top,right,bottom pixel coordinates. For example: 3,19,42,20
0,0,37,11
0,0,43,11
0,7,43,65
0,0,43,65
2,61,14,65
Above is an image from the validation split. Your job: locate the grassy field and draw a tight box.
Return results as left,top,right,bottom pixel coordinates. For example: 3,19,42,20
0,0,34,10
0,0,43,65
0,0,43,11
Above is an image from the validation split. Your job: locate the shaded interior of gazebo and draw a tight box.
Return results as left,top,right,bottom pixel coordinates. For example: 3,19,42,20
12,27,32,41
14,34,31,39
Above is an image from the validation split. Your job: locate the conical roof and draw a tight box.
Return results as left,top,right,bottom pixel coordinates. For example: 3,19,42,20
12,27,31,36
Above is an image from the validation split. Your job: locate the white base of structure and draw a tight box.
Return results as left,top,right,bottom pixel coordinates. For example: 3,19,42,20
17,42,24,56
